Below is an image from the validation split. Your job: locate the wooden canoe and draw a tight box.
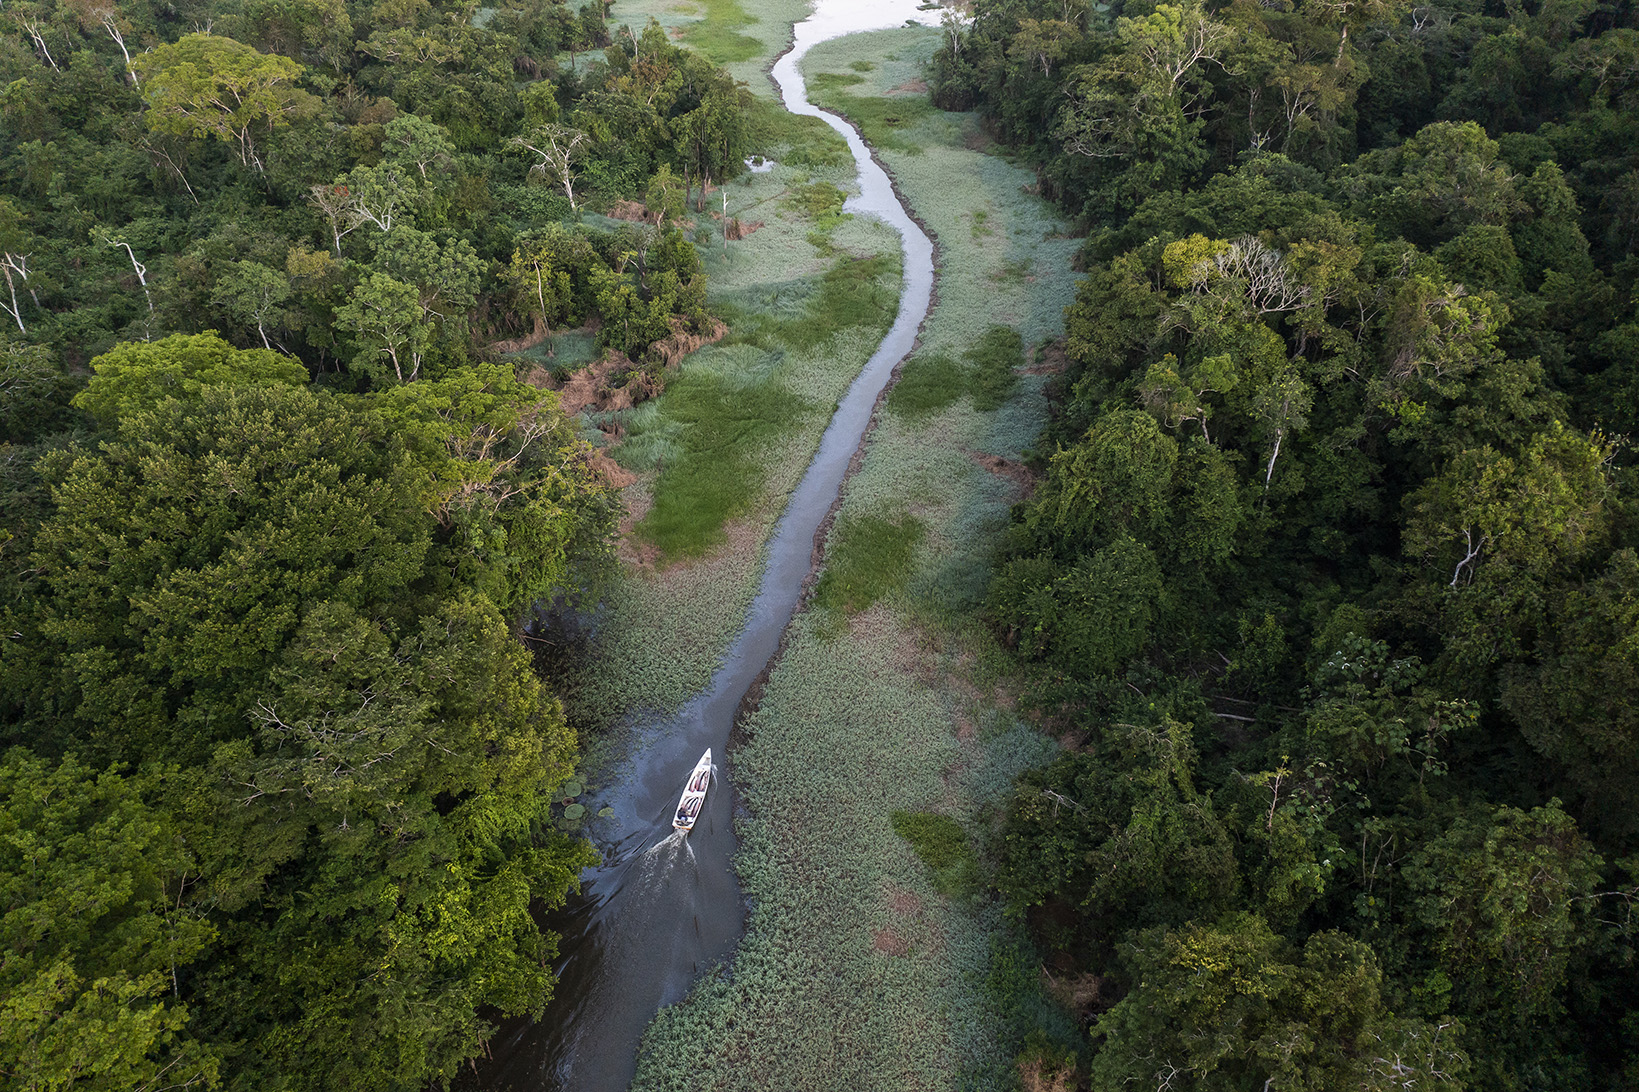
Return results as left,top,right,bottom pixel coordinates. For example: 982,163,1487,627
673,748,712,831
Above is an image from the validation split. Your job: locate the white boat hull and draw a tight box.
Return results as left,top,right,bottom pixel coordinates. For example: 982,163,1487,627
673,749,712,831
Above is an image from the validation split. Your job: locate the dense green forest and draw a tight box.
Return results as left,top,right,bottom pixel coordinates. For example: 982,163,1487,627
0,0,765,1085
933,0,1639,1087
7,0,1639,1082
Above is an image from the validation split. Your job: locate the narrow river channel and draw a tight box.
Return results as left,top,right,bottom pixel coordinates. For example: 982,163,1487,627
476,4,938,1087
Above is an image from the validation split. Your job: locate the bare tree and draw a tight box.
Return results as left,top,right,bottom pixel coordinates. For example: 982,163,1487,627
0,252,31,333
1214,236,1310,315
510,125,591,212
19,14,61,70
309,183,361,256
98,231,155,315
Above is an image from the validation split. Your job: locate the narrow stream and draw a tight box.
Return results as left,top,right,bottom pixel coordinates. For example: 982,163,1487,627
476,5,938,1088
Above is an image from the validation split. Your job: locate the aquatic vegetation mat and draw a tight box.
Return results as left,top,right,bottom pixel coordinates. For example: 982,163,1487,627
627,21,1087,1091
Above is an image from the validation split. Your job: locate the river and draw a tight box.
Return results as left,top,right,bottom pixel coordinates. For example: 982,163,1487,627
475,3,939,1087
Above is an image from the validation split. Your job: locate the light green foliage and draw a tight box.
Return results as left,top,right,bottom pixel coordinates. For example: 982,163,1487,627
678,0,761,65
373,362,618,606
210,260,294,350
73,332,307,426
334,271,427,383
769,254,899,351
133,33,315,169
0,751,218,1092
382,112,457,181
779,180,847,223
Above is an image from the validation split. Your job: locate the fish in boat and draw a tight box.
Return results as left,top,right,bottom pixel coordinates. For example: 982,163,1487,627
674,748,712,832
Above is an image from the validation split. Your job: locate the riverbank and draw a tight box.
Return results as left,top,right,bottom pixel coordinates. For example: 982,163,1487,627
621,23,1084,1091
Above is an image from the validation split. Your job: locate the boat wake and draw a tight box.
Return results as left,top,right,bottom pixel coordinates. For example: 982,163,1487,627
644,827,697,863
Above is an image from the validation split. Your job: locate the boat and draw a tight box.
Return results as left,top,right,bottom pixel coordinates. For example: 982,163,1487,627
673,749,712,832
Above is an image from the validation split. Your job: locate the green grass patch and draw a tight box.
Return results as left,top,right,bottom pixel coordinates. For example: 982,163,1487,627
774,254,898,352
780,180,846,220
807,90,936,154
890,809,978,898
627,368,812,557
809,71,865,94
813,512,924,614
679,0,762,62
745,96,850,167
885,326,1022,419
507,329,601,381
886,353,965,418
965,325,1023,411
848,60,877,72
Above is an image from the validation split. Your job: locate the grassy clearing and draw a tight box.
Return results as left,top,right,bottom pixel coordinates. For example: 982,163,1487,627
966,325,1024,411
807,76,939,154
505,328,600,380
629,23,1088,1092
884,325,1023,421
624,368,810,556
614,246,900,556
884,352,966,418
678,0,762,63
746,96,854,169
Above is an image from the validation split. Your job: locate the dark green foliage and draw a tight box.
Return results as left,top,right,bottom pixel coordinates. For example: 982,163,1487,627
0,332,615,1084
964,325,1022,412
805,80,936,155
772,254,899,352
943,0,1639,1082
999,720,1238,958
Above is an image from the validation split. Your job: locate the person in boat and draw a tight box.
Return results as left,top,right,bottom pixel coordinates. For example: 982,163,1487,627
677,797,702,824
